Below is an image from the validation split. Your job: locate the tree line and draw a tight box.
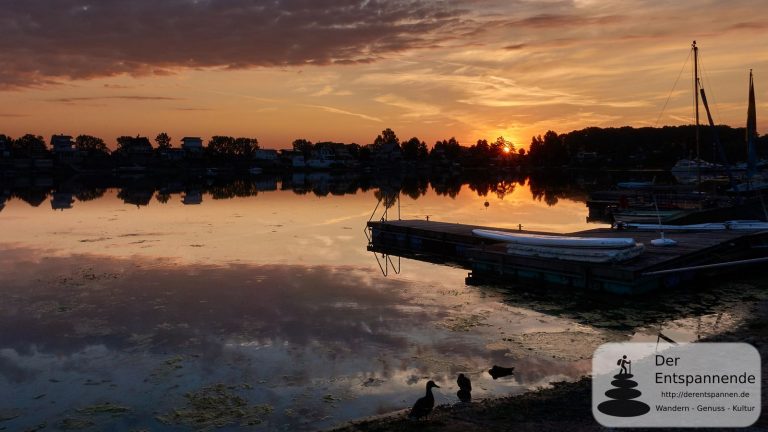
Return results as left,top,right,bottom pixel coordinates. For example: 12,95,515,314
1,125,764,170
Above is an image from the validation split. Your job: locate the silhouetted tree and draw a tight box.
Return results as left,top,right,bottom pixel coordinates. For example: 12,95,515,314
431,137,462,161
233,137,259,157
402,137,422,160
12,134,47,158
207,136,258,161
75,135,109,156
492,136,515,156
155,132,172,149
374,128,400,149
156,192,171,203
292,138,313,157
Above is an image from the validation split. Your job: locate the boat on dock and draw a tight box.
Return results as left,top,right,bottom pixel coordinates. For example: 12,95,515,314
472,229,645,263
617,220,768,231
472,229,637,248
367,219,768,295
612,209,688,224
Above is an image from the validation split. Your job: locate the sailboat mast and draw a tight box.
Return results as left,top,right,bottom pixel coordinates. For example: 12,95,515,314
747,69,757,178
693,40,701,185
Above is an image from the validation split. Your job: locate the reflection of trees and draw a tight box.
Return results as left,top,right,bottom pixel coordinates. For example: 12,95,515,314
528,172,589,207
74,187,106,202
156,192,171,204
431,175,462,199
2,170,593,208
208,180,259,200
374,189,399,209
400,176,428,200
490,180,516,200
14,189,48,207
117,188,154,207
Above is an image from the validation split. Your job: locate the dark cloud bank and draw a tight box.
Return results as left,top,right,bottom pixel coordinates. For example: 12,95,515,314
0,0,467,89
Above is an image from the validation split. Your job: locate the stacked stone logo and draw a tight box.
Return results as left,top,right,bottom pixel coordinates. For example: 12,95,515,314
597,355,650,417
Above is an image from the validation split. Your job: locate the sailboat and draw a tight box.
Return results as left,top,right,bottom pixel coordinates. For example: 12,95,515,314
671,42,732,184
729,70,768,193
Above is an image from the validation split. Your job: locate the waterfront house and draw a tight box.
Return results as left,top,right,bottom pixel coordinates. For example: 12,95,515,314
253,148,280,169
0,137,10,170
159,148,185,161
181,137,204,154
51,135,75,153
254,149,279,161
50,134,82,165
307,146,335,169
280,150,306,168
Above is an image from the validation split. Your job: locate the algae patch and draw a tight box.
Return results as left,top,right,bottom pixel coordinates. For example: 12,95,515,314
59,417,96,430
0,410,21,422
76,402,130,416
157,384,273,430
439,312,491,332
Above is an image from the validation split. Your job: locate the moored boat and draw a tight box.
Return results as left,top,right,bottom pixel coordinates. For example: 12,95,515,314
618,220,768,231
504,243,645,263
612,209,688,224
472,229,637,249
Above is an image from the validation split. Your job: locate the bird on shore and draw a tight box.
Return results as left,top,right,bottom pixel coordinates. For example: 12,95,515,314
456,373,472,402
457,373,472,392
488,365,515,379
408,380,440,419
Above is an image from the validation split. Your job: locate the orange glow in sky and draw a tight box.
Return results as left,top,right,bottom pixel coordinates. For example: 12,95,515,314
0,1,766,150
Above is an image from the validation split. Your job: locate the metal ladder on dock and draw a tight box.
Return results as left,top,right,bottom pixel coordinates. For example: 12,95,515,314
365,191,401,276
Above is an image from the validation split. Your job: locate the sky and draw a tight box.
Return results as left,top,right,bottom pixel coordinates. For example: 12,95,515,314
0,0,767,150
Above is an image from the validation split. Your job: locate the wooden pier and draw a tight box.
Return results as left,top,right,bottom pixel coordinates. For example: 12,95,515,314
366,219,768,295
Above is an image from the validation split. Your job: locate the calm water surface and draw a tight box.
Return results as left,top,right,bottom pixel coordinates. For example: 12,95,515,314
0,176,757,430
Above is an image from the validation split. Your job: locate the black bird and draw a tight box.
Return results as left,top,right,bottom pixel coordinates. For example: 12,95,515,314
408,380,440,419
488,365,515,379
456,373,472,402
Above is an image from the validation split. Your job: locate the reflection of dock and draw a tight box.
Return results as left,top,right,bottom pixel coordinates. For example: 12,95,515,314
367,219,768,295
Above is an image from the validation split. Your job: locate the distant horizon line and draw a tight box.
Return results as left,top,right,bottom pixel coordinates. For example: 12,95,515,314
1,122,758,151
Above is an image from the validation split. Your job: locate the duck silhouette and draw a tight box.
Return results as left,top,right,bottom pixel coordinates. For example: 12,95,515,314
456,373,472,402
488,365,515,379
408,380,440,419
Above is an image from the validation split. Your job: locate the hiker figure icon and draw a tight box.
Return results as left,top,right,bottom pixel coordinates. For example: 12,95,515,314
618,355,631,375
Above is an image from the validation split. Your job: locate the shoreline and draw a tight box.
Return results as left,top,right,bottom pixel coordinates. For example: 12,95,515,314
329,301,768,432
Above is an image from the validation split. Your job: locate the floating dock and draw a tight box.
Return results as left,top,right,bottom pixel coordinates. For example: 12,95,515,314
367,219,768,295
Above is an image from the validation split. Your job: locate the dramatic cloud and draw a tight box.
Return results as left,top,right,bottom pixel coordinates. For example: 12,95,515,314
0,0,467,89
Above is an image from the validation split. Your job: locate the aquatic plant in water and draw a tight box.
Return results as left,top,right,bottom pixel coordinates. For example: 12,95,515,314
157,384,273,430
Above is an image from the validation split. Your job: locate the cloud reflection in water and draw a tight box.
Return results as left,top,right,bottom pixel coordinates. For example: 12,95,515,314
0,245,590,430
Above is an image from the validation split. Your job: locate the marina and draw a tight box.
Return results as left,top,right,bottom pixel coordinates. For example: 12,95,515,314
367,219,768,295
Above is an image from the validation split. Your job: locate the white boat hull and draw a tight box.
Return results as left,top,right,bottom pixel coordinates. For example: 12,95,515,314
620,220,768,231
472,229,637,249
505,243,645,263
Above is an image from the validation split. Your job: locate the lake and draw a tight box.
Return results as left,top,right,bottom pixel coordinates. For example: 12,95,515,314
0,172,760,431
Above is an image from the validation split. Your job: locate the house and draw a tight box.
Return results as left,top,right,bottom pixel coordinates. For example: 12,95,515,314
0,136,10,160
50,134,82,164
126,136,153,155
51,135,75,154
159,148,185,161
181,137,204,153
254,149,279,161
280,150,306,168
